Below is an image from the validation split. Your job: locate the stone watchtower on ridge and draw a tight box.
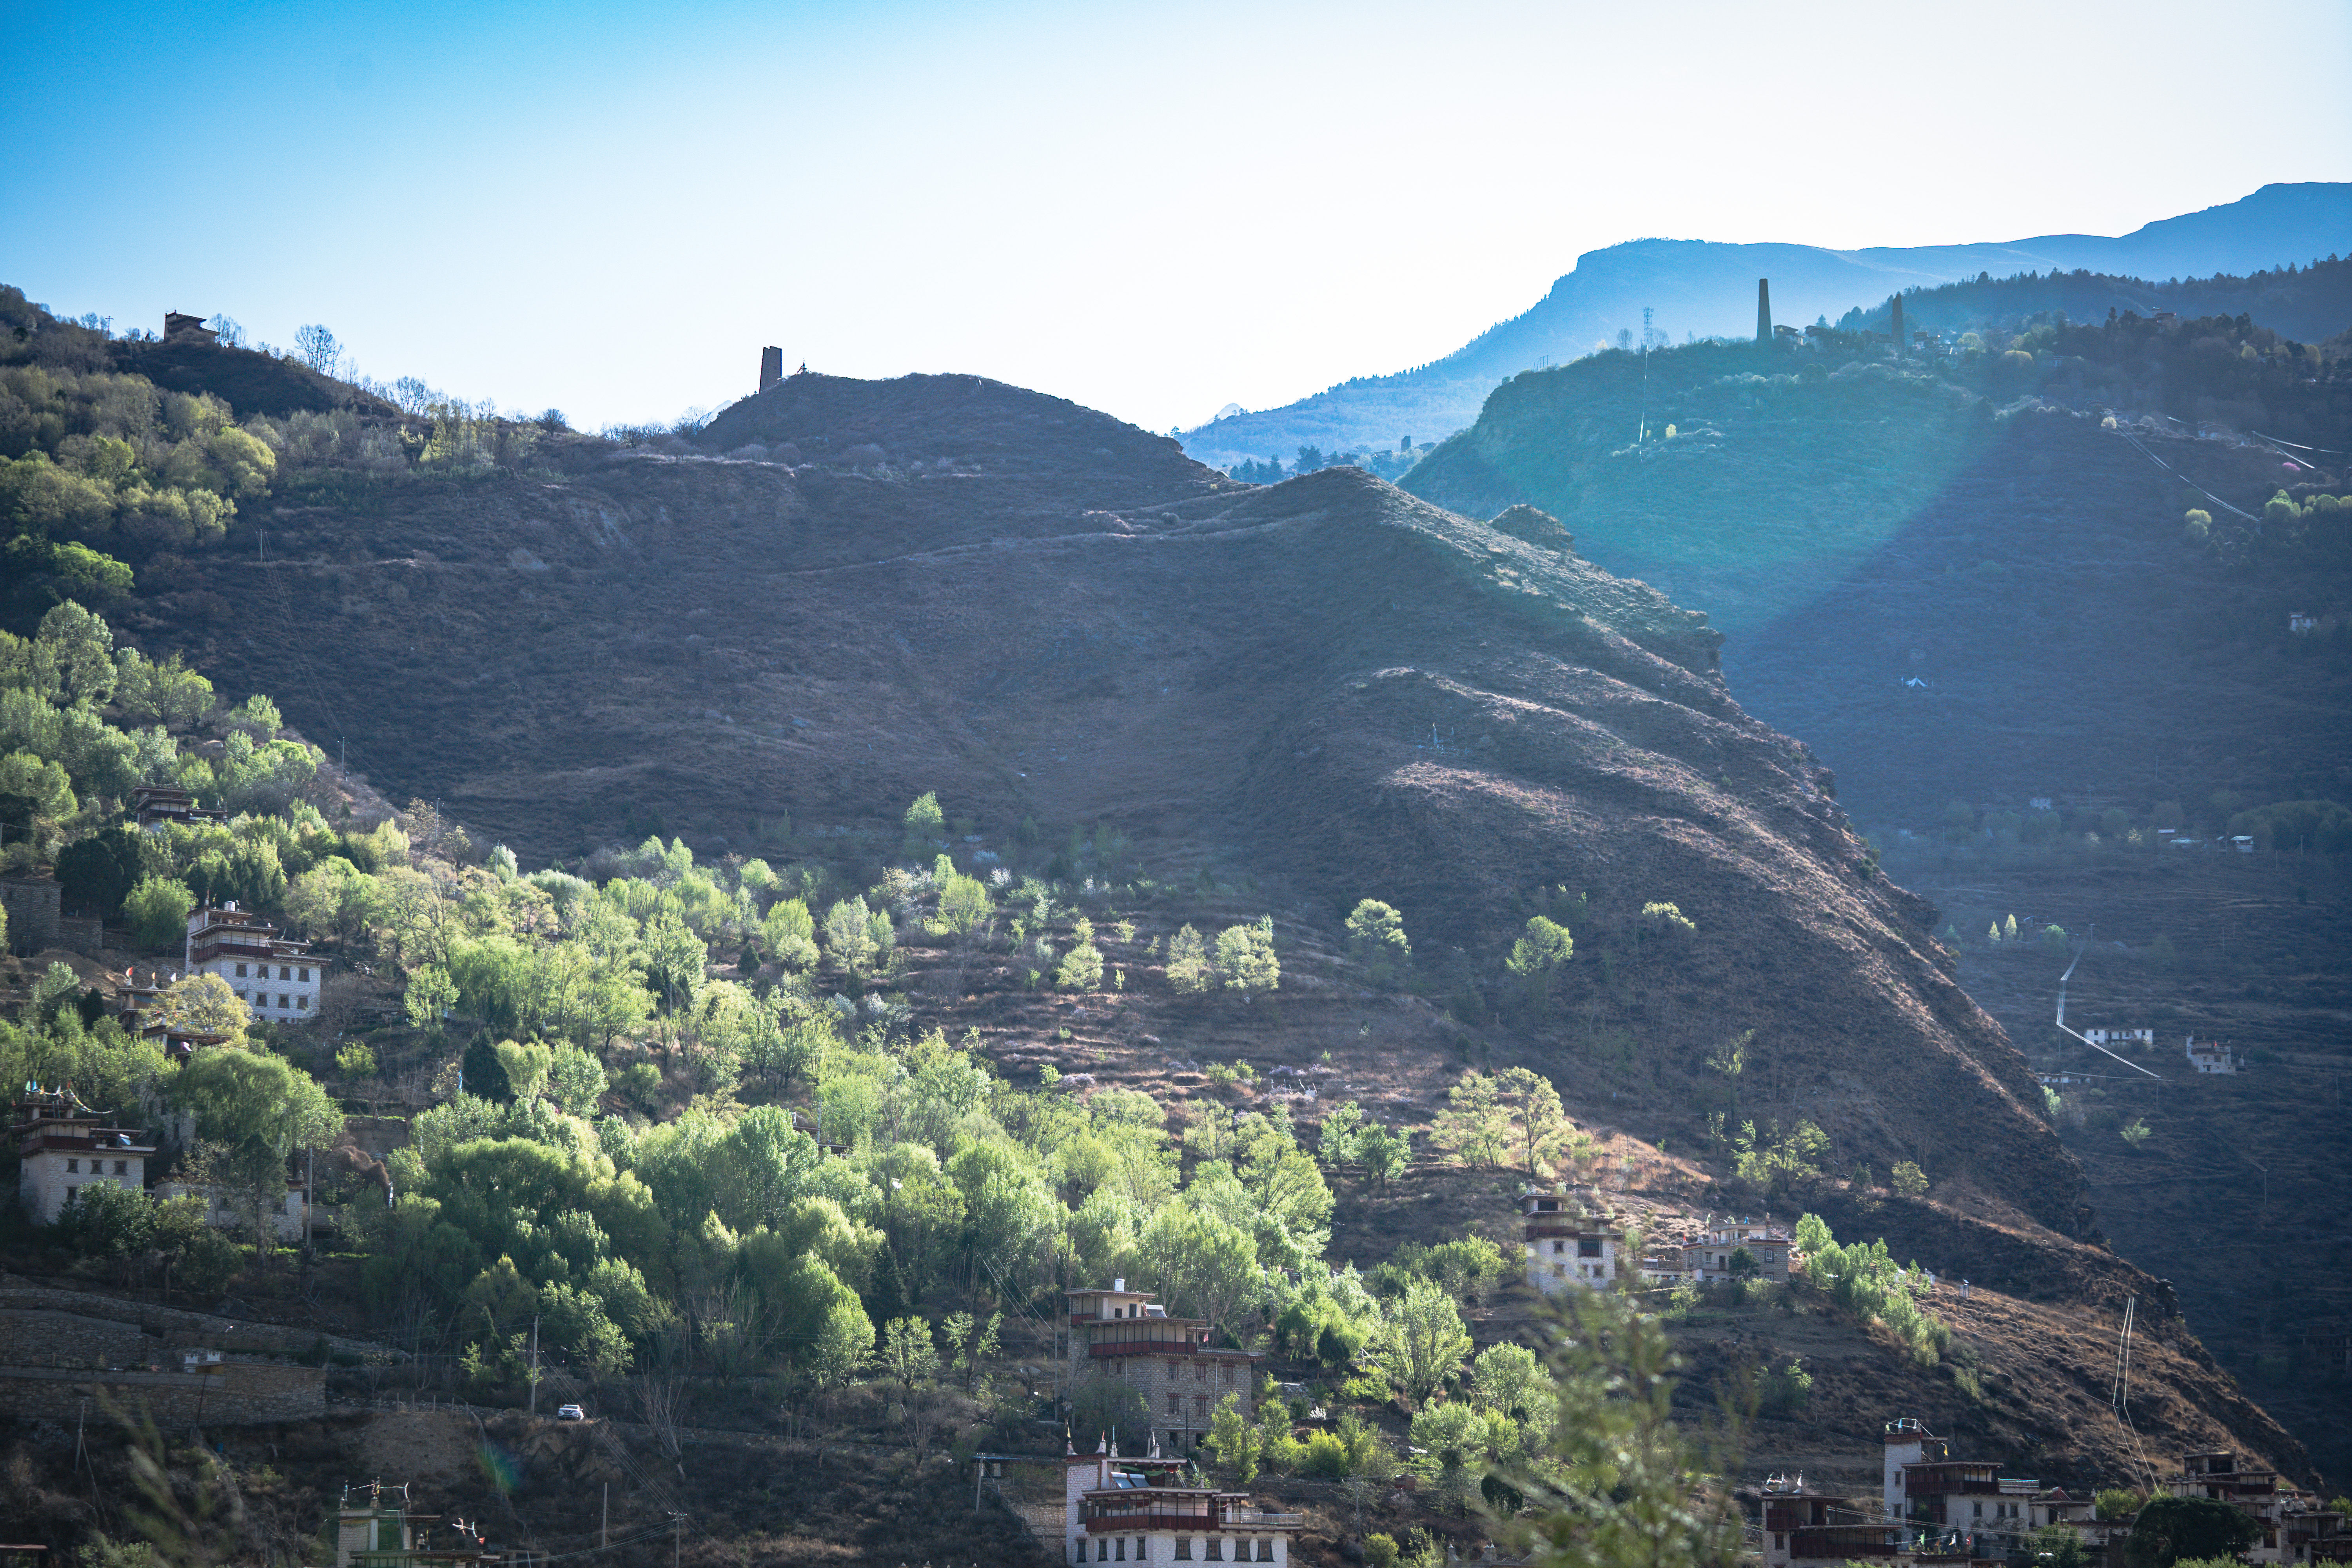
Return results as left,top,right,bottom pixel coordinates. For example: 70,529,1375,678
758,346,783,393
1756,278,1772,344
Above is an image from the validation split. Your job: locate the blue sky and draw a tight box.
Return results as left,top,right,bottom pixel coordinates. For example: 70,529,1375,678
6,0,2347,434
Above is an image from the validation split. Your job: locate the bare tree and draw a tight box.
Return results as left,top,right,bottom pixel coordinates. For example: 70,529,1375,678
293,323,343,377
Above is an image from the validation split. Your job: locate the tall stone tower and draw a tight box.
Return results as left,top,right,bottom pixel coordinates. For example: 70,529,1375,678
1890,293,1905,357
1756,279,1772,344
758,346,783,393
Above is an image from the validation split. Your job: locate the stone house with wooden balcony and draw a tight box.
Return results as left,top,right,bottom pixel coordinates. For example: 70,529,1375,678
15,1085,154,1225
1062,1437,1300,1564
1065,1281,1260,1459
1520,1185,1624,1292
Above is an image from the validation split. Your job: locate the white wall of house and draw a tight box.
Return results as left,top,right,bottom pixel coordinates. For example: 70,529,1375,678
19,1147,145,1224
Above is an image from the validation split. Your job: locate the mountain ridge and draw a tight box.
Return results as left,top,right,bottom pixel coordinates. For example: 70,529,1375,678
1180,182,2352,470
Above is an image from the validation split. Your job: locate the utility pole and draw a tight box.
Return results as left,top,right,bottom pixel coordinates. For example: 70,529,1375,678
528,1316,540,1416
601,1484,608,1550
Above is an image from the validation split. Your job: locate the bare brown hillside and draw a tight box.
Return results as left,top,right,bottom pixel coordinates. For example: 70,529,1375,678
110,372,2073,1233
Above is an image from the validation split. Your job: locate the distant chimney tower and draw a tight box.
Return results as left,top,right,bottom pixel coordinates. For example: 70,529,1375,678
758,345,783,393
1890,293,1905,357
1756,279,1772,345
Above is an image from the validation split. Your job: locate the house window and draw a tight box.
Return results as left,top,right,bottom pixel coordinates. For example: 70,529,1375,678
279,965,290,981
1205,1542,1223,1563
299,967,311,982
64,1186,75,1203
1973,1504,1982,1519
1552,1264,1565,1278
1552,1240,1564,1254
1169,1395,1181,1415
1097,1542,1109,1562
1136,1540,1149,1561
114,1160,126,1175
297,995,310,1009
1169,1360,1181,1381
235,991,247,1002
1220,1364,1233,1385
1257,1543,1273,1562
1578,1238,1602,1258
279,994,290,1009
1115,1538,1125,1561
235,963,248,978
1176,1541,1192,1562
1195,1362,1207,1382
65,1158,79,1173
1194,1395,1207,1419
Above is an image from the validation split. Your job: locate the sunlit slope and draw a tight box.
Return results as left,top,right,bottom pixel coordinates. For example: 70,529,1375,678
1403,344,1999,640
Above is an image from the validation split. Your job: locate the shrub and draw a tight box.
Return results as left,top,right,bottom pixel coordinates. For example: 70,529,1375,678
124,875,195,948
1759,1358,1813,1416
1213,918,1280,996
1346,899,1410,980
1890,1160,1929,1198
1300,1430,1352,1479
336,1043,378,1080
1165,924,1213,993
1056,939,1103,991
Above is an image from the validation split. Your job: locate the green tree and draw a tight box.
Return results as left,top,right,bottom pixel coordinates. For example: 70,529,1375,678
1469,1341,1551,1421
1358,1122,1410,1193
823,895,878,974
1514,1287,1742,1568
2095,1490,2143,1523
1057,934,1104,991
761,897,819,969
1317,1100,1366,1168
936,873,992,937
37,601,118,706
405,963,457,1034
1506,915,1573,1006
56,827,146,916
172,1047,341,1261
2030,1524,2086,1568
122,875,195,948
1205,1390,1260,1482
901,791,946,853
1890,1160,1929,1198
2125,1496,2261,1568
876,1314,941,1387
1371,1276,1473,1404
152,972,247,1042
1165,924,1213,994
1497,1065,1570,1174
642,906,707,1007
1432,1072,1512,1168
1214,917,1280,996
1347,899,1410,980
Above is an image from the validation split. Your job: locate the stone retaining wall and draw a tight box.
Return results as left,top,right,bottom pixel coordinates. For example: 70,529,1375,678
0,1282,384,1361
0,1361,325,1426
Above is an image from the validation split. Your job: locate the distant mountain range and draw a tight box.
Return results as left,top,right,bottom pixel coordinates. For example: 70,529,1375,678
1179,182,2352,470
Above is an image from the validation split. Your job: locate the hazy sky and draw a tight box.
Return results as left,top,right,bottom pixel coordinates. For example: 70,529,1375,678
8,0,2347,436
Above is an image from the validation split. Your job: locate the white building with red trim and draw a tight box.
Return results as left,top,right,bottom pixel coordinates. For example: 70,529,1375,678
186,902,322,1024
1062,1436,1300,1564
